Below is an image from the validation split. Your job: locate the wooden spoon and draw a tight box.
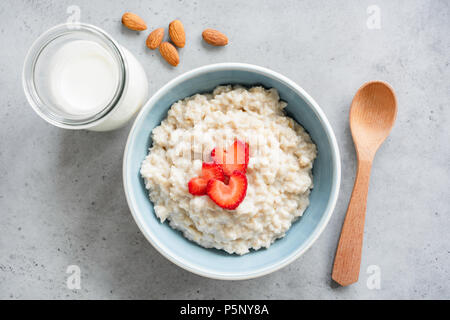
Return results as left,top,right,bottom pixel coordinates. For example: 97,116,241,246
332,81,397,286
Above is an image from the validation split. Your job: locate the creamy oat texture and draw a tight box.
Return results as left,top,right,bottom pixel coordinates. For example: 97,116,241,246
140,86,317,255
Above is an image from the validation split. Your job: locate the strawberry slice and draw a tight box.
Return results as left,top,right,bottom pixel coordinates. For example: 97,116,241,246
201,162,225,181
188,163,224,196
211,140,249,176
206,171,248,210
188,177,209,196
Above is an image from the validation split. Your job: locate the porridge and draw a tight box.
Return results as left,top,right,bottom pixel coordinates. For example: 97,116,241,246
140,86,317,255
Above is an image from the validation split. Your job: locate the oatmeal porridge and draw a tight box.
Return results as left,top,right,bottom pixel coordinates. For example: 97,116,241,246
140,85,317,255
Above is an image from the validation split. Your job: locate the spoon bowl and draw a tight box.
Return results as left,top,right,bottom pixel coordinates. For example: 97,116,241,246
332,81,397,286
350,81,397,159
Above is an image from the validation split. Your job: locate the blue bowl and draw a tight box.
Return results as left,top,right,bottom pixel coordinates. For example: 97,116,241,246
123,63,341,280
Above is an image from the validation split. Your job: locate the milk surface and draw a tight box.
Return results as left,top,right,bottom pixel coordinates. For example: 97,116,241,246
50,40,119,116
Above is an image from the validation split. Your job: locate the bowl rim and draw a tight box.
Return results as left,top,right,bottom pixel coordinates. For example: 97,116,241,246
123,62,341,280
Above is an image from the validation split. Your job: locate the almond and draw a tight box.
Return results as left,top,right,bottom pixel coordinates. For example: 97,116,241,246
202,29,228,46
146,28,164,50
169,20,186,48
159,42,180,66
121,12,147,31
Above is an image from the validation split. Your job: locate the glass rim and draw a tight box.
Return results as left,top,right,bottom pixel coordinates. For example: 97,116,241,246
22,23,128,129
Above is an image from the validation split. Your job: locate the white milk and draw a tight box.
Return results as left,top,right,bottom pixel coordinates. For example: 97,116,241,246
48,40,148,131
90,46,148,131
50,40,119,116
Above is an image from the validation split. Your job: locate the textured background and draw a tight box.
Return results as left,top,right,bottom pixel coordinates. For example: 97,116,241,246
0,0,449,299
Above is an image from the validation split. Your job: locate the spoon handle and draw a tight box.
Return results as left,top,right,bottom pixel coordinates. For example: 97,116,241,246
332,159,372,286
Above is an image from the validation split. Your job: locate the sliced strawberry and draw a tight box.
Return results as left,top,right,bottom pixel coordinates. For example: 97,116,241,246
188,163,224,196
211,140,249,176
201,162,225,182
206,171,248,210
188,177,208,195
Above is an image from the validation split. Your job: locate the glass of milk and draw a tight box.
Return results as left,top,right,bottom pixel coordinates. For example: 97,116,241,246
23,23,148,131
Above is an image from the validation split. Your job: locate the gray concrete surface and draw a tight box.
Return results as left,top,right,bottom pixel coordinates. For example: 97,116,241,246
0,0,449,299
